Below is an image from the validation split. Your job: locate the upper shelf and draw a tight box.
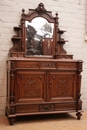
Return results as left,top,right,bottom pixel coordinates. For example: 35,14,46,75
11,35,21,41
14,26,22,31
58,29,66,34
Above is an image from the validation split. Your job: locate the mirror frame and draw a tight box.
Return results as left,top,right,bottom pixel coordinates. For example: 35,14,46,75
20,3,59,57
10,3,68,58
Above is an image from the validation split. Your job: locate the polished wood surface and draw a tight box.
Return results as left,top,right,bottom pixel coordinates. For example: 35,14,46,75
5,3,83,125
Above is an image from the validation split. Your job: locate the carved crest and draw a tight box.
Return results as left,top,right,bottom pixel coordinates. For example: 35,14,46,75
36,3,46,15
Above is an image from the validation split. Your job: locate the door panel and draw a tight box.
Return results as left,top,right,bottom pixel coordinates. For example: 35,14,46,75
48,72,76,102
15,71,46,103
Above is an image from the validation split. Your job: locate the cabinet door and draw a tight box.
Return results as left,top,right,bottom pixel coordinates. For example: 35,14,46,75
47,71,76,102
15,71,46,103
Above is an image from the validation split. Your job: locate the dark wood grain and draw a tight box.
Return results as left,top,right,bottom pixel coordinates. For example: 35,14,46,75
5,3,83,125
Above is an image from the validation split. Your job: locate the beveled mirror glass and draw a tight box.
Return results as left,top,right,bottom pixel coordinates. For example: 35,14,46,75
25,17,54,55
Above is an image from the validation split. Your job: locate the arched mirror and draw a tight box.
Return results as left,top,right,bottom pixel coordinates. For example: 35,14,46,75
25,17,54,55
11,3,67,58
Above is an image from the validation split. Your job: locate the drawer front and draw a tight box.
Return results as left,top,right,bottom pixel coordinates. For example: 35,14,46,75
16,61,39,68
55,103,76,110
55,102,82,111
16,105,39,113
15,102,81,113
15,61,56,69
56,62,77,69
40,62,56,69
16,104,54,113
12,61,77,70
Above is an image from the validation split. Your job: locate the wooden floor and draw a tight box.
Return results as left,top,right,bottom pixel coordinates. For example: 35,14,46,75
0,110,87,130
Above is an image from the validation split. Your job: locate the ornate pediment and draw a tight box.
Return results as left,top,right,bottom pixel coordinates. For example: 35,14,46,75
36,3,46,15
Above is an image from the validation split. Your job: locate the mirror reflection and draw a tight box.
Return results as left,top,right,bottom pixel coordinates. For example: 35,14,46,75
25,17,54,55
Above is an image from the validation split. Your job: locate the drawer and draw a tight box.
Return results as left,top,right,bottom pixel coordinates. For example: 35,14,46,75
16,61,39,68
16,105,39,113
56,62,77,69
15,102,82,113
55,103,76,111
16,104,54,113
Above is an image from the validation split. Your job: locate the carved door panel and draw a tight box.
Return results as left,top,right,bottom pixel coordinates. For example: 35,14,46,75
15,71,46,103
47,71,76,102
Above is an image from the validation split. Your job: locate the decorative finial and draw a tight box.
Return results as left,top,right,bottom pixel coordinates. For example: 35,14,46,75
22,8,25,13
36,3,46,15
55,12,58,17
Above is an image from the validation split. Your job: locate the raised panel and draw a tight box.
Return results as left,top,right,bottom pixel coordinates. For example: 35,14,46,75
48,72,76,102
15,71,46,103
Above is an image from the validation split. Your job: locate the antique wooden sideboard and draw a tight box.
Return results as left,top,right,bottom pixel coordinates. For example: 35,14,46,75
5,3,83,125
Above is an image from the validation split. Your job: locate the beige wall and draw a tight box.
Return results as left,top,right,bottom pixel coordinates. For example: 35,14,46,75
0,0,87,115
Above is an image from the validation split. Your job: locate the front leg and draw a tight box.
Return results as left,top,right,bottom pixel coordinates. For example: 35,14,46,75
9,117,15,125
76,112,82,120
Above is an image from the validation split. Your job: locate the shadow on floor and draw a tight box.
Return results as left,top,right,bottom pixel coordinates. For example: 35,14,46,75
15,113,76,124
